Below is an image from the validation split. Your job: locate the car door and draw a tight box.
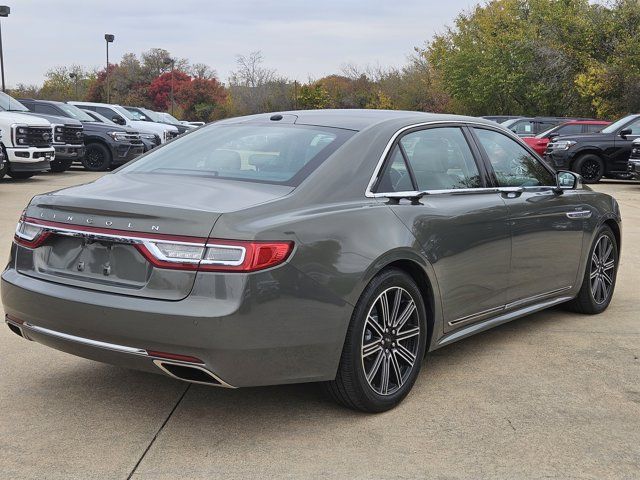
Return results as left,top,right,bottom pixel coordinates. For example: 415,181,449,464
96,106,126,126
471,127,585,306
612,117,640,170
373,125,511,332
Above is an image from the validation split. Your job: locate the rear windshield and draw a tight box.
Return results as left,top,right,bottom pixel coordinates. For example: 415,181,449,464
121,123,354,186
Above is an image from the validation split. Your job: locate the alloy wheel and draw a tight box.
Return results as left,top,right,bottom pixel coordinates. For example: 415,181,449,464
590,234,615,305
86,149,105,169
581,159,602,182
361,287,421,396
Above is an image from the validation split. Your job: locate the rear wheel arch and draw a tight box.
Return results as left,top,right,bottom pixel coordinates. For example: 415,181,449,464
383,259,435,351
603,218,621,253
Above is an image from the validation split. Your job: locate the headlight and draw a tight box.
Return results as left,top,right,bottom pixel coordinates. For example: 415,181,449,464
13,124,29,147
108,131,129,142
140,133,156,140
549,140,577,151
52,124,65,143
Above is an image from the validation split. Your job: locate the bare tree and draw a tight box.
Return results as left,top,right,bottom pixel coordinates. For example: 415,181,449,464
228,51,292,115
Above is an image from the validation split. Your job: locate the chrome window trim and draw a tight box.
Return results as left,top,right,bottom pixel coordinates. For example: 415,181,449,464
365,120,552,198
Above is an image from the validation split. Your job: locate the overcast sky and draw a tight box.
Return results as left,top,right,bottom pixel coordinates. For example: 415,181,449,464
4,0,475,87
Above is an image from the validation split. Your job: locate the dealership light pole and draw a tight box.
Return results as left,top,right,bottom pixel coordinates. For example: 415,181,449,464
69,72,79,99
104,33,114,102
0,6,10,93
163,57,175,115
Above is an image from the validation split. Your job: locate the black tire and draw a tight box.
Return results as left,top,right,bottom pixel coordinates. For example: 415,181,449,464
322,268,427,412
565,225,618,314
0,145,8,180
50,158,73,173
82,143,112,171
7,171,36,180
573,154,604,183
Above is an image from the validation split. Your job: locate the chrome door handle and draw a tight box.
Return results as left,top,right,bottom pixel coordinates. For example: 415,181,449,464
566,210,592,219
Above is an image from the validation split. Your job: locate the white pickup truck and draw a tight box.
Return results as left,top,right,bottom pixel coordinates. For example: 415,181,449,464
0,92,54,180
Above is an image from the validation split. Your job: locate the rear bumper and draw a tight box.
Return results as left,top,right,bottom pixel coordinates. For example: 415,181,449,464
1,264,350,388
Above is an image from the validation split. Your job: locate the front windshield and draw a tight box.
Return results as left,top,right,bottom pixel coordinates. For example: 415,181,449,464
58,103,95,122
601,115,638,134
536,126,556,139
0,91,28,112
113,105,135,120
85,110,118,125
121,123,354,186
126,108,147,121
161,112,181,124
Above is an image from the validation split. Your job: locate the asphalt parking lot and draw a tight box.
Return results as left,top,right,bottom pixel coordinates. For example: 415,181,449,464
1,171,639,480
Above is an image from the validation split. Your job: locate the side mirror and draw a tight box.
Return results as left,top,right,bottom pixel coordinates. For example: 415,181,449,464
112,116,125,125
548,133,559,141
619,128,632,139
555,170,581,192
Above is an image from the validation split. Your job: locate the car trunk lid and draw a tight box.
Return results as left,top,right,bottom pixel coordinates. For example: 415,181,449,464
17,173,293,300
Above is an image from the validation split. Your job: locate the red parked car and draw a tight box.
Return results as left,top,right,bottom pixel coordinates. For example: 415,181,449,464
524,120,611,156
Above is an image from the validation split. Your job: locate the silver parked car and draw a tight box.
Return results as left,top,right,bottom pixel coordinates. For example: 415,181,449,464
2,110,621,412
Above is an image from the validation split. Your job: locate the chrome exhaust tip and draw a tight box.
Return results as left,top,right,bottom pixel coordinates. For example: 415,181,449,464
153,360,234,388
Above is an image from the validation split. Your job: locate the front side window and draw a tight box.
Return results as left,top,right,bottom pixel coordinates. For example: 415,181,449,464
122,123,353,186
474,128,555,187
377,127,481,192
625,119,640,135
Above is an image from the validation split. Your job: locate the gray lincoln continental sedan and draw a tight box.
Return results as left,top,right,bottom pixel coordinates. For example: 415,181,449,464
2,110,621,412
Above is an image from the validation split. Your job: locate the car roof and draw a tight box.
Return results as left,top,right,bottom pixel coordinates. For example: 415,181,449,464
562,120,610,125
70,101,121,109
18,98,62,106
215,109,496,131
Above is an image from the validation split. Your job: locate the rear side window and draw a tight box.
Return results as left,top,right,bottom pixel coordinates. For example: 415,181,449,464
585,124,605,133
474,128,555,187
556,123,583,135
376,127,482,192
122,123,354,186
509,121,535,135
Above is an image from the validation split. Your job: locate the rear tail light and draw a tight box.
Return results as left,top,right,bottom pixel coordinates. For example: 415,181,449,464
140,239,293,272
14,217,49,248
15,217,293,273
